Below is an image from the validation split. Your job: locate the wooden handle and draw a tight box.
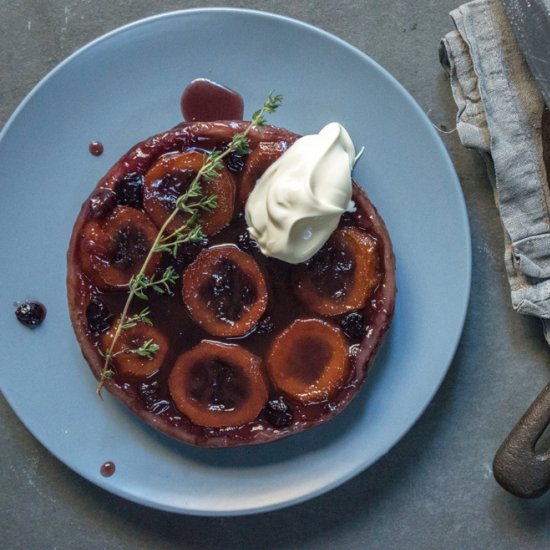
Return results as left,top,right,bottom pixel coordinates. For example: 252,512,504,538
493,380,550,498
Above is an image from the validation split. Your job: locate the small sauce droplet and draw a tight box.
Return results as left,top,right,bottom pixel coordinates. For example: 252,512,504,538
15,301,47,328
89,141,104,156
181,78,244,122
100,461,116,477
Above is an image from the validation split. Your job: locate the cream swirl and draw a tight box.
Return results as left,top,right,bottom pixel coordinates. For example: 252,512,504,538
244,122,356,264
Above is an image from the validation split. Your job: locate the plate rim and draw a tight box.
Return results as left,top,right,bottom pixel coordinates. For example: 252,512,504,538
0,7,471,516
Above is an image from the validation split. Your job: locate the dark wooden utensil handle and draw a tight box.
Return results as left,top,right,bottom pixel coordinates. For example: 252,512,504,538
493,380,550,498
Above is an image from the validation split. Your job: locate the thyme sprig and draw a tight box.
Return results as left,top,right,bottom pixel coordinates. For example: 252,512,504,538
127,338,160,359
129,266,179,300
96,92,283,396
120,307,153,329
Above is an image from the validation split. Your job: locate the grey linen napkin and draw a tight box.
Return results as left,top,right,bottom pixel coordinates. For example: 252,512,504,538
440,0,550,342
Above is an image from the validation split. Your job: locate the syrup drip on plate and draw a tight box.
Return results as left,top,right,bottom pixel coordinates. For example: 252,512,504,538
89,141,104,156
181,78,244,122
100,461,116,477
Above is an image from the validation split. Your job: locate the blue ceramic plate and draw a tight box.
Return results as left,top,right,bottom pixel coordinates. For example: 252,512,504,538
0,9,470,515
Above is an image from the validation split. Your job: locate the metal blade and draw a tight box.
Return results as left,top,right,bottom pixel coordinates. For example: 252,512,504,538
502,0,550,107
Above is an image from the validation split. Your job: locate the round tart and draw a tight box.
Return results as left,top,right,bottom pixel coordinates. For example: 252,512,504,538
67,108,396,447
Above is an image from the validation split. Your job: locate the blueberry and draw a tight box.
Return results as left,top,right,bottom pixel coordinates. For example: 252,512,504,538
15,301,46,328
263,397,293,428
255,316,274,335
340,312,365,339
225,152,246,173
114,172,144,209
86,297,113,334
174,241,206,270
237,231,258,252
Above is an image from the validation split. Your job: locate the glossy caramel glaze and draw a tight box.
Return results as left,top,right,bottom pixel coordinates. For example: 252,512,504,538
67,121,396,447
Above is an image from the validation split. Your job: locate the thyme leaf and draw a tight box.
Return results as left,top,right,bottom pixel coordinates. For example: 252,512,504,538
127,338,160,359
120,307,153,329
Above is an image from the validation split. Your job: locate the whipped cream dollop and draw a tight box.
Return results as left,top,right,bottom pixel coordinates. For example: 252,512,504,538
245,122,357,264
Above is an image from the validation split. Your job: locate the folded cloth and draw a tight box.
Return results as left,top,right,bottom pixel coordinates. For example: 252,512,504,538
440,0,550,342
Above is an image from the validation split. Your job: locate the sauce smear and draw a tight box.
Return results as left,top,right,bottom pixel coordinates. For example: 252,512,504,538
181,78,244,122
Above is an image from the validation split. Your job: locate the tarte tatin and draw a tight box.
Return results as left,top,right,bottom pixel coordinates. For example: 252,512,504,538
67,81,396,447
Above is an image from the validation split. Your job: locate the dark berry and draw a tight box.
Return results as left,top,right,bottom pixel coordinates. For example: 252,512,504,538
15,301,46,328
114,172,144,209
263,397,293,428
86,297,112,334
88,189,117,219
225,152,246,173
255,316,274,335
340,312,365,339
237,231,259,252
174,241,206,270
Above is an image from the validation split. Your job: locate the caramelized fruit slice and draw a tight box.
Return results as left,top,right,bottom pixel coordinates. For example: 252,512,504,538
293,227,381,316
239,141,288,205
100,319,168,378
80,206,161,290
143,150,235,236
182,245,268,337
266,319,350,403
168,341,268,428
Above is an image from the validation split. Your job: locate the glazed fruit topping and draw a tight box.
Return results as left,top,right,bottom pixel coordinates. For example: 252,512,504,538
101,319,168,378
168,341,268,428
266,318,350,403
189,359,249,411
15,301,46,328
114,172,144,209
80,206,161,289
113,225,148,269
293,227,381,316
86,297,113,334
143,151,236,236
198,258,257,321
182,245,268,337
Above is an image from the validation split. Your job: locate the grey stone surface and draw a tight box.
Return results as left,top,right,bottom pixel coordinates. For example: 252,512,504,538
2,1,550,548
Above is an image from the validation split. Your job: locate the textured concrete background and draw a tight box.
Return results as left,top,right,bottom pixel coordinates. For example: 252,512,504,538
2,1,550,548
